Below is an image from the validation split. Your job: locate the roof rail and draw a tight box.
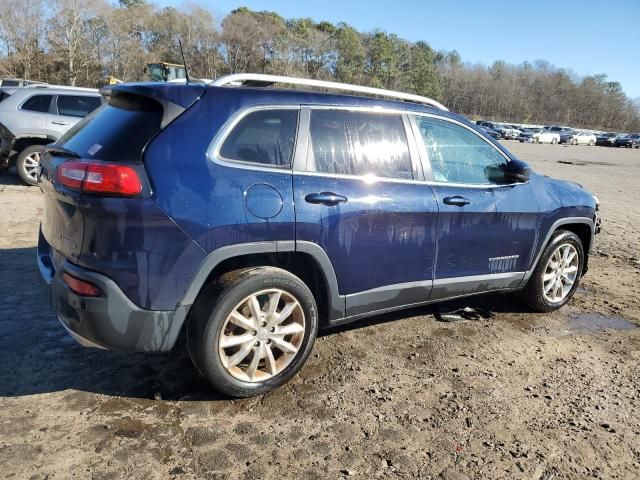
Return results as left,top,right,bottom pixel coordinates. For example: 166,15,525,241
210,73,448,111
29,84,99,93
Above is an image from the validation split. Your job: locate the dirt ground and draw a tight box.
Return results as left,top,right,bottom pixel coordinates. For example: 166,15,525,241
1,142,639,480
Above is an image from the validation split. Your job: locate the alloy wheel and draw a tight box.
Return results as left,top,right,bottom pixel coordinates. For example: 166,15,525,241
22,152,40,182
542,243,579,303
218,289,305,382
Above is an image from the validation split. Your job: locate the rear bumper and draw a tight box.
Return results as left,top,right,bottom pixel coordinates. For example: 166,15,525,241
38,228,187,352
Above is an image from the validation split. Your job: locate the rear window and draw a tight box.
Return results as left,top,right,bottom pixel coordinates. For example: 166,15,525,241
58,93,163,162
1,80,19,87
21,94,53,113
219,109,298,167
56,95,102,118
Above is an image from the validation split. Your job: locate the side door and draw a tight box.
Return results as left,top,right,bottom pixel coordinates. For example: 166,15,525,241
48,95,102,138
14,93,54,138
293,107,438,318
409,114,538,300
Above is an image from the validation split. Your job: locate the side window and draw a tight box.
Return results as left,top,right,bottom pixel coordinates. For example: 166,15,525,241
57,95,102,118
307,110,412,180
21,95,53,113
413,116,508,184
219,109,298,167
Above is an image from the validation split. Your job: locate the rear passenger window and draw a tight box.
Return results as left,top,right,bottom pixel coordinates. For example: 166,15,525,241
219,109,298,167
21,95,53,113
307,110,412,180
57,95,102,117
413,116,508,184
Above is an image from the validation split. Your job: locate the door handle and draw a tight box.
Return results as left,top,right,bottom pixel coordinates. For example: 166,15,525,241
443,195,471,207
305,192,348,206
51,121,69,125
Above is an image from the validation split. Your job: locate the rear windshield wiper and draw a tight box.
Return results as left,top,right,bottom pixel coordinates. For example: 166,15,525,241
44,145,81,158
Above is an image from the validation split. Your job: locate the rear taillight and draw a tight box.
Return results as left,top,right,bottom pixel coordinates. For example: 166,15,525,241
62,272,101,297
57,161,143,197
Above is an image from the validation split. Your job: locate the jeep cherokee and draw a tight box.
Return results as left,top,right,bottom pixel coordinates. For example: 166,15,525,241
38,74,600,397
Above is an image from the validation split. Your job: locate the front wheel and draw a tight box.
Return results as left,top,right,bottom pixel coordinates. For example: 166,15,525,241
16,145,43,186
188,267,318,397
521,230,584,312
588,140,595,146
551,137,558,144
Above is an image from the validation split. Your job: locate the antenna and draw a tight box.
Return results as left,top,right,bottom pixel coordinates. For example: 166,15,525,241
178,39,190,84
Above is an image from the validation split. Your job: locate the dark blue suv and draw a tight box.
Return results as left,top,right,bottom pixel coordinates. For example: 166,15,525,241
38,74,600,397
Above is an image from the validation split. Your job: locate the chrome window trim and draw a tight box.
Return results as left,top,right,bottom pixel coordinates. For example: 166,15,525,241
293,169,431,186
206,104,300,173
207,103,527,188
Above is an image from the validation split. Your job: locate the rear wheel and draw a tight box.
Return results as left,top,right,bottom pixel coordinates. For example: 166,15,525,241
588,139,595,146
521,230,584,312
16,145,43,186
188,267,318,397
551,137,558,144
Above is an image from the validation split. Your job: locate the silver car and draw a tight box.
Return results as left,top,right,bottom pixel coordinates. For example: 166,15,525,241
0,85,103,185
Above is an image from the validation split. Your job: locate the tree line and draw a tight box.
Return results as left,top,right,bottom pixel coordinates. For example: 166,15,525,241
1,0,638,132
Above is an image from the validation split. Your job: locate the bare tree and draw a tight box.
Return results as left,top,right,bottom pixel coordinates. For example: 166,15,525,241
0,0,46,79
47,0,106,86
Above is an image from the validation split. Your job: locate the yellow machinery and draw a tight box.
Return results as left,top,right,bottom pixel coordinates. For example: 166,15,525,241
146,62,187,82
105,62,186,85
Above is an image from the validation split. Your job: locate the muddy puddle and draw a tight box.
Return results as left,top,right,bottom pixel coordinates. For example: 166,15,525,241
557,313,636,336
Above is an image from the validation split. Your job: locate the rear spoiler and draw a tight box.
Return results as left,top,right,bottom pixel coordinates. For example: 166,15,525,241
99,82,205,128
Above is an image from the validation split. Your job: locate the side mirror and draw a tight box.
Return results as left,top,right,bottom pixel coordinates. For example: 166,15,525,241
502,158,530,183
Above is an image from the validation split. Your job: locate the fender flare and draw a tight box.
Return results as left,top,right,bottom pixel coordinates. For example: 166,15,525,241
161,240,344,350
520,216,594,286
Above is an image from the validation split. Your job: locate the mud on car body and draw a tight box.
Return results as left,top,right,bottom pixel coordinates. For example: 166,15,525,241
38,74,600,397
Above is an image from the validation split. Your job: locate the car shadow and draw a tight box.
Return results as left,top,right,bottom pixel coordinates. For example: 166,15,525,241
0,245,533,401
0,170,23,186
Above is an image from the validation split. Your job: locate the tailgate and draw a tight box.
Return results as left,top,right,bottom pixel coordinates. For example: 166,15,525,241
39,151,85,261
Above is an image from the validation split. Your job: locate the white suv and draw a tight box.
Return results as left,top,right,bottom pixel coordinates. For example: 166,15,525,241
0,85,103,185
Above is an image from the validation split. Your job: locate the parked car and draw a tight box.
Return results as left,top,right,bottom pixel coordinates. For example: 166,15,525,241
38,74,600,397
614,133,640,148
595,132,619,146
569,131,596,146
518,129,539,142
480,125,503,139
558,129,576,144
497,125,521,140
476,120,497,129
532,130,561,144
0,85,103,185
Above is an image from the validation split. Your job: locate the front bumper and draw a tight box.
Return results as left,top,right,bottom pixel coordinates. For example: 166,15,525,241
38,228,186,352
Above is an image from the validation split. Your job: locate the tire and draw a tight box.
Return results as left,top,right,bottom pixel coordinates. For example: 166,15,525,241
632,142,638,149
521,230,584,312
187,267,319,397
551,137,558,145
588,140,595,146
16,145,43,186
